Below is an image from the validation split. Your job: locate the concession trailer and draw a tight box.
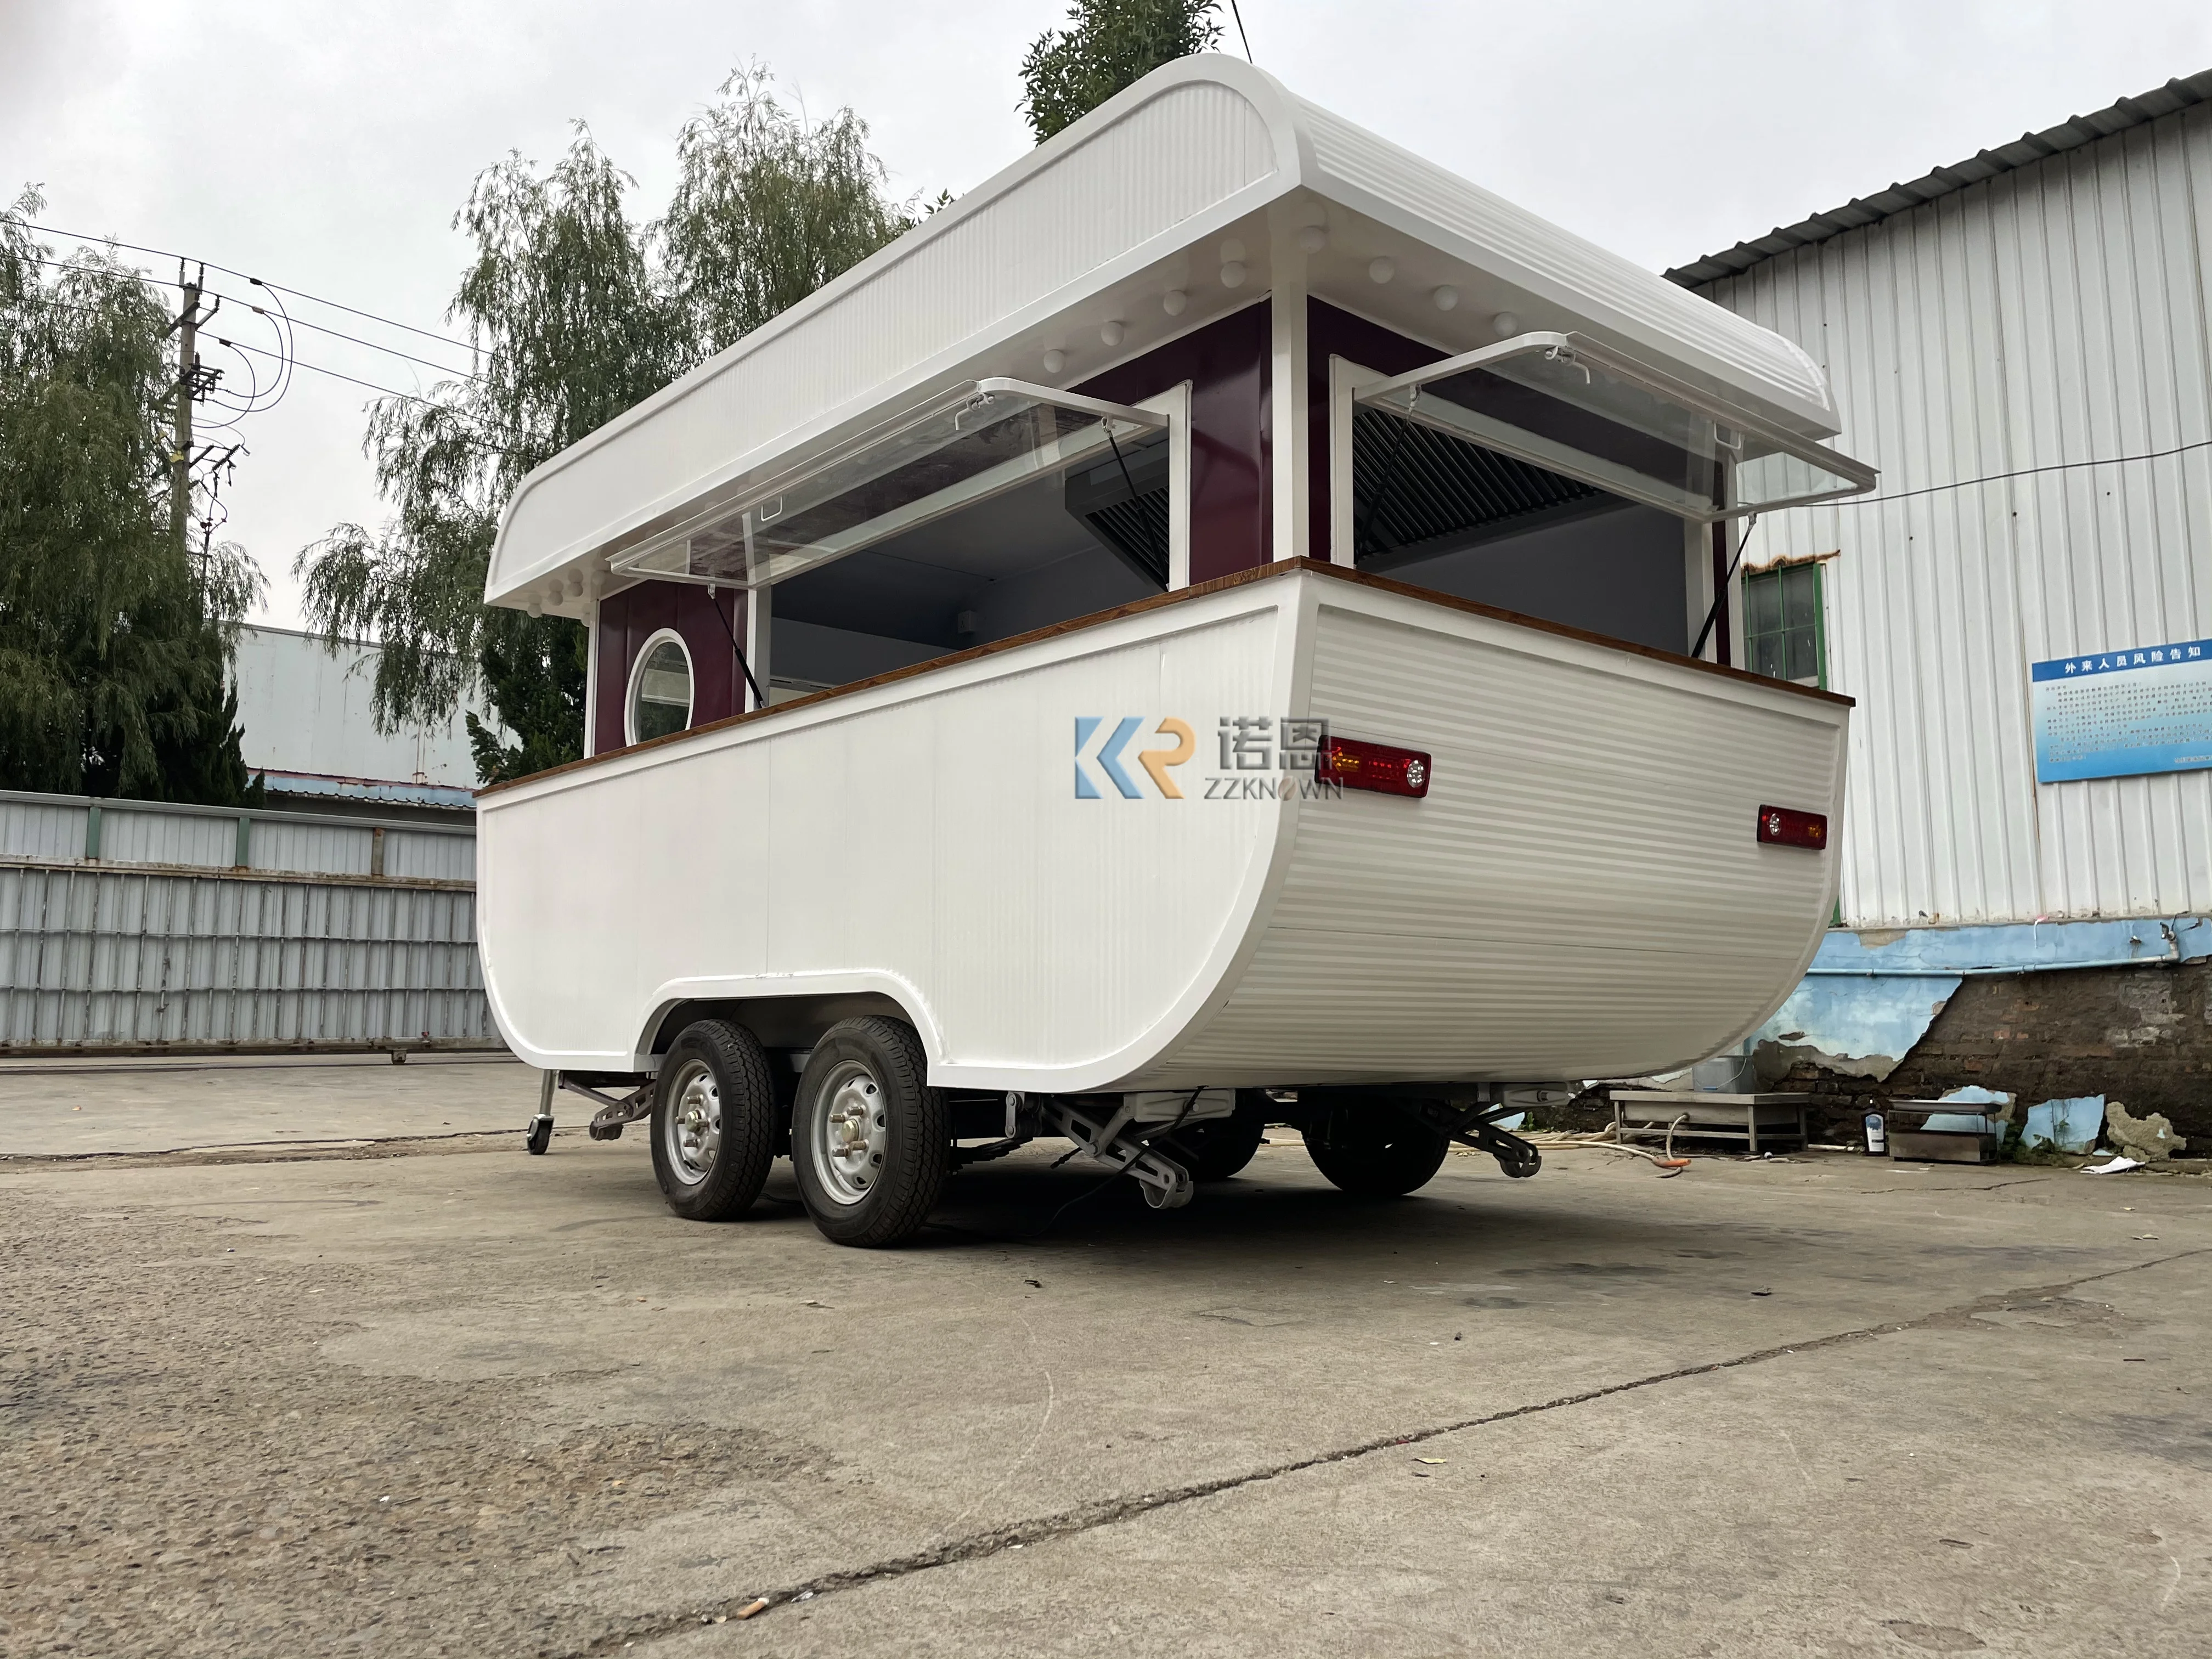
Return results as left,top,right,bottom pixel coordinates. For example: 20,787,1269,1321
479,55,1870,1245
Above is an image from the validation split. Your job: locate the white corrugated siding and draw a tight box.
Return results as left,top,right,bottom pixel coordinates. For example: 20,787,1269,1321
1697,99,2212,928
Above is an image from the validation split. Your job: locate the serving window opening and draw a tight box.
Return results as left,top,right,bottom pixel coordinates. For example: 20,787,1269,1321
610,379,1183,701
1340,333,1873,656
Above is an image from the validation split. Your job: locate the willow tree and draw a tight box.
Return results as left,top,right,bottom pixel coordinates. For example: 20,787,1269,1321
1018,0,1221,142
0,193,264,802
298,69,909,785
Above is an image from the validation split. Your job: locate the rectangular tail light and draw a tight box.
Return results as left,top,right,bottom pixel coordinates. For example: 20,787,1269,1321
1317,736,1431,798
1757,805,1829,849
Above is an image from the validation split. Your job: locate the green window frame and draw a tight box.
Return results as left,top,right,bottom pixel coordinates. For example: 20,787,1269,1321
1744,561,1827,689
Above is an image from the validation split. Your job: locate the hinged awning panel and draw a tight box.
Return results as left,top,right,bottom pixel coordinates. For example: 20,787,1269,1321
1358,332,1875,523
609,380,1168,591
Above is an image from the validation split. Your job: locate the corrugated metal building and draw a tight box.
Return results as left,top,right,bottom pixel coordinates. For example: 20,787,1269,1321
1668,70,2212,1121
1675,70,2212,931
0,791,490,1051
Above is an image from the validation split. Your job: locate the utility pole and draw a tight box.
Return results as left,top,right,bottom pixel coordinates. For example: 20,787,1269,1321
168,262,215,560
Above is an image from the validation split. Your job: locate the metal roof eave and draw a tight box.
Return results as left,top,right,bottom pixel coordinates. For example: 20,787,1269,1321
1665,69,2212,289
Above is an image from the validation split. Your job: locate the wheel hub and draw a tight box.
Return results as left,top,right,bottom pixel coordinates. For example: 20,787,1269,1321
815,1061,888,1205
663,1062,721,1184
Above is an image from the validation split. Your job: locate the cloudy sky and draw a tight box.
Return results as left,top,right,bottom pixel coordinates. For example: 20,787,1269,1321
5,0,2210,629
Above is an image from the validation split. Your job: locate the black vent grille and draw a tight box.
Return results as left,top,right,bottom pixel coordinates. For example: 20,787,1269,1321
1351,405,1599,561
1081,489,1171,586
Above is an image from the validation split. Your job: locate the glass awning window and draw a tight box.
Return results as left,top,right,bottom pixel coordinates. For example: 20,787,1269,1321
1357,332,1875,522
610,379,1169,590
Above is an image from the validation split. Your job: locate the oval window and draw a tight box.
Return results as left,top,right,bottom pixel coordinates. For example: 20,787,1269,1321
627,631,693,744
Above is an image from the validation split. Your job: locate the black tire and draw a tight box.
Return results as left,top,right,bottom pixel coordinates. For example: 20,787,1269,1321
791,1017,949,1247
651,1020,778,1222
524,1116,552,1156
1302,1101,1451,1198
1162,1090,1270,1182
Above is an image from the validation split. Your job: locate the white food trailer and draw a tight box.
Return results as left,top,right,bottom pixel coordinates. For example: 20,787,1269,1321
480,56,1870,1245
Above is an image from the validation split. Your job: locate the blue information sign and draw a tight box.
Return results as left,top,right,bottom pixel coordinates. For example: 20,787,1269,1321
2031,640,2212,783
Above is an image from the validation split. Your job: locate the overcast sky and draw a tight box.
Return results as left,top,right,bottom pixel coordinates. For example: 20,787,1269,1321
5,0,2210,629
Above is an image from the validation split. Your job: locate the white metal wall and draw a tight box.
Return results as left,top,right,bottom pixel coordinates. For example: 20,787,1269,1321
232,625,496,790
1697,99,2212,929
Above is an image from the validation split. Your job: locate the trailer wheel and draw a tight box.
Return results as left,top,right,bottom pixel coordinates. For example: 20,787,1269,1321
1163,1090,1270,1182
791,1017,949,1247
1302,1102,1451,1198
650,1020,777,1222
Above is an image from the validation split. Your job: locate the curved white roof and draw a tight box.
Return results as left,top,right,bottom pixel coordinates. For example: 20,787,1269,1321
490,55,1841,608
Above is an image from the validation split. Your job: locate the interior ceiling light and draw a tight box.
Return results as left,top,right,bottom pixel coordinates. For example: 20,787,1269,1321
1163,289,1188,317
1432,285,1460,312
1369,257,1396,284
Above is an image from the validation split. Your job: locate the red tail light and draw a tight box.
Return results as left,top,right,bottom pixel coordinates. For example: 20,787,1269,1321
1317,736,1431,798
1757,805,1828,849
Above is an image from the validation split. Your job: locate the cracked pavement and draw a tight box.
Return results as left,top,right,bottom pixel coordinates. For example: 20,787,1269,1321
3,1063,2209,1656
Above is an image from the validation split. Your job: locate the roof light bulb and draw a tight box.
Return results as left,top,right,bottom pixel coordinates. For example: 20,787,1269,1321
1296,224,1329,255
1042,348,1067,374
1368,256,1395,285
1432,285,1460,312
1492,311,1521,338
1100,320,1125,347
1220,260,1246,289
1162,289,1188,317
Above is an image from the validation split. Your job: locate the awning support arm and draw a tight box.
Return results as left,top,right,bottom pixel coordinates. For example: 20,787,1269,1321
704,584,766,712
1690,513,1759,662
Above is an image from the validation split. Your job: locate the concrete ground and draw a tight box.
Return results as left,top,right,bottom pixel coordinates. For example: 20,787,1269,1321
0,1052,534,1156
2,1064,2208,1658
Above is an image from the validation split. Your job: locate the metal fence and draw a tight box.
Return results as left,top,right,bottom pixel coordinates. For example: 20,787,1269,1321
0,789,495,1052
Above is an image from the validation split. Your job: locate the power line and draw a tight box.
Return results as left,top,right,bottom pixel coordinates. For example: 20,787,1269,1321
14,286,507,444
9,216,478,352
1829,434,2212,508
1227,2,1254,63
234,301,479,382
208,332,509,443
14,247,477,381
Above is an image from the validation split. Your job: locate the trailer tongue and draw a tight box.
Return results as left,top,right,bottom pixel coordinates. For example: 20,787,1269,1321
476,55,1865,1245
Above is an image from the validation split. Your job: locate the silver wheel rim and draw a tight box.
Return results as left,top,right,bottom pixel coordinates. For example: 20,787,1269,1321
811,1059,888,1206
662,1059,721,1186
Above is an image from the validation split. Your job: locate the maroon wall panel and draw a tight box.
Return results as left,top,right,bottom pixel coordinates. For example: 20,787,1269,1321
592,582,747,754
1306,300,1450,562
1076,300,1271,582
